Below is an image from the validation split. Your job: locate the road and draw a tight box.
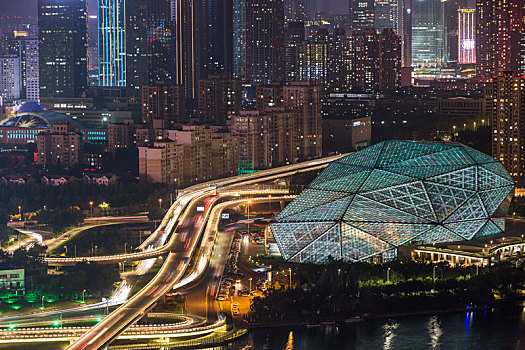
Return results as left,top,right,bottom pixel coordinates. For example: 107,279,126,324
65,155,346,349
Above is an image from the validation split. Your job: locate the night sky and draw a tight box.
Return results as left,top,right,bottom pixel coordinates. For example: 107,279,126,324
1,0,348,18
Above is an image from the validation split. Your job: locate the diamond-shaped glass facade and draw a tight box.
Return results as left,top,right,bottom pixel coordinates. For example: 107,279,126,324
270,141,515,264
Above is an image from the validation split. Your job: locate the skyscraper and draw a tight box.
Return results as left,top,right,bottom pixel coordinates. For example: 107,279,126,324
200,0,233,78
349,0,375,33
246,0,285,86
492,73,525,187
374,0,399,32
284,21,306,84
233,0,247,79
458,8,475,64
411,0,445,78
98,0,126,87
38,0,88,98
0,56,21,103
285,0,308,22
22,36,39,101
172,0,200,105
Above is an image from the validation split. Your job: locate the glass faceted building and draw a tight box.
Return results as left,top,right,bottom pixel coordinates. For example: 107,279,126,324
270,141,515,263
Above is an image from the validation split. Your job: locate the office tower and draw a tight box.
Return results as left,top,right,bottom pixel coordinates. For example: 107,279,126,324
125,0,174,99
285,0,308,22
476,0,524,78
398,0,412,67
141,81,186,125
444,0,459,63
98,0,126,87
13,33,39,101
88,15,99,86
23,37,39,101
458,9,475,64
284,21,306,84
172,0,200,105
246,0,285,86
411,0,445,78
200,0,233,78
492,73,525,187
349,0,375,33
0,56,21,103
38,0,88,98
374,0,399,32
198,75,242,125
283,81,321,160
233,0,247,79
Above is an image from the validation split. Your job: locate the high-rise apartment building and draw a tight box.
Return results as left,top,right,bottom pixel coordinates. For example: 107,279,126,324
37,121,83,169
458,8,475,64
0,56,21,103
139,140,179,183
231,109,297,171
246,0,285,86
141,81,186,125
476,0,524,78
38,0,88,98
492,72,525,186
349,0,375,33
283,81,321,160
351,28,401,92
198,75,242,125
411,0,445,78
98,0,126,87
284,21,306,84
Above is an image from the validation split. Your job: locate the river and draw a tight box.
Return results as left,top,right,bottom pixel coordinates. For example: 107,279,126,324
218,303,525,350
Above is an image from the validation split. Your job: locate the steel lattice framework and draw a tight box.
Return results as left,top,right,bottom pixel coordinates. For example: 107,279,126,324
270,141,515,263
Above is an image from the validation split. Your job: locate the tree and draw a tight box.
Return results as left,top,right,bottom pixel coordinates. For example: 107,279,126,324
148,207,167,221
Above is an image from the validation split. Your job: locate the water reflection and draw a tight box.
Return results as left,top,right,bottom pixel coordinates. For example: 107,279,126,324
382,320,399,350
427,315,442,349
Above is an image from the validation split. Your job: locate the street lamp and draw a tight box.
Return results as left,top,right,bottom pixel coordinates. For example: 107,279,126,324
247,200,252,235
288,268,292,288
18,205,21,218
387,267,391,282
41,296,45,309
249,277,252,293
82,289,86,303
64,246,67,255
89,201,93,216
159,198,163,209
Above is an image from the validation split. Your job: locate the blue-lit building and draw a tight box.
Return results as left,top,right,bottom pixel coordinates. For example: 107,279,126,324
98,0,126,87
270,141,515,264
0,102,107,145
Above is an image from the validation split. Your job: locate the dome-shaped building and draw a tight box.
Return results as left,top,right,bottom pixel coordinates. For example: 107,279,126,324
270,141,515,264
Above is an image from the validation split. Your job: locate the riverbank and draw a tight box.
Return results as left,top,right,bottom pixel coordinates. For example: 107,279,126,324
247,305,494,329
